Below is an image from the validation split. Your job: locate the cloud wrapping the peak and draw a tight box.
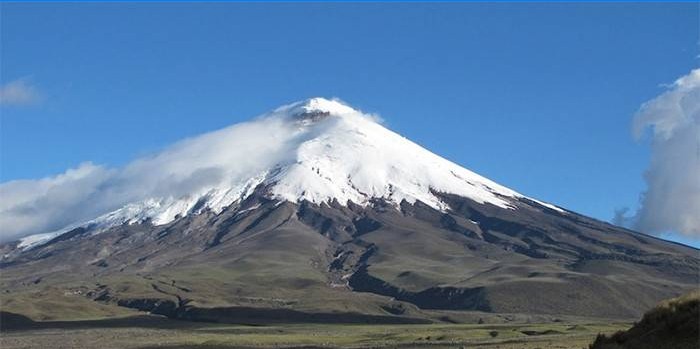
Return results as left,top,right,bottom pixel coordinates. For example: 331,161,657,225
0,100,371,242
0,78,41,106
0,97,521,244
631,69,700,238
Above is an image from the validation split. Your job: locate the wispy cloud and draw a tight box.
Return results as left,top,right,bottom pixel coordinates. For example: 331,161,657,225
0,78,41,106
0,98,389,243
625,69,700,238
0,108,314,242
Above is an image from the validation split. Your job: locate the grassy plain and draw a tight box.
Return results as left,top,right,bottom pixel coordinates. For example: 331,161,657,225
0,315,628,349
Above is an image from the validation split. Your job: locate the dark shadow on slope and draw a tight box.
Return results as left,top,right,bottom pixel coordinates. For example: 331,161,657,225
1,305,429,332
0,311,202,331
349,266,491,311
176,305,430,325
111,298,431,325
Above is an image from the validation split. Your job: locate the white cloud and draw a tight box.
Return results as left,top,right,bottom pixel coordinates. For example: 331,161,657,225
0,98,388,243
0,78,41,106
0,110,307,242
0,163,114,242
630,69,700,238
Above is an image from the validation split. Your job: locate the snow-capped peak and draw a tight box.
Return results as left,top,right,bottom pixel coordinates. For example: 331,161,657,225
281,97,358,119
14,97,562,249
267,99,521,210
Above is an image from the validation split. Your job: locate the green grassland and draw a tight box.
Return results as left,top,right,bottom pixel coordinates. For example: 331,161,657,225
0,316,628,349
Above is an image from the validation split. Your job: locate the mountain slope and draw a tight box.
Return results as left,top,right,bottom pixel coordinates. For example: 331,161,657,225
1,98,697,323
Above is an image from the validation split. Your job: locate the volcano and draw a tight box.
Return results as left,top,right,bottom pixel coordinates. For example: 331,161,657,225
1,98,697,323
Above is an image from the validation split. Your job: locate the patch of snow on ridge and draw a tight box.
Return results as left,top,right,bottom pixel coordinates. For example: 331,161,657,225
17,231,63,250
533,200,564,212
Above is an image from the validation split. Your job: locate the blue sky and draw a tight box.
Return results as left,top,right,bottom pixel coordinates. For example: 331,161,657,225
1,3,698,247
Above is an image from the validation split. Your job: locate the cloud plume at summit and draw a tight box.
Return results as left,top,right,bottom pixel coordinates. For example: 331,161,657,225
0,103,309,242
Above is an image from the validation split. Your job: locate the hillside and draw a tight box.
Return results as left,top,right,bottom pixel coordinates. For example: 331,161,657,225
589,291,700,349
